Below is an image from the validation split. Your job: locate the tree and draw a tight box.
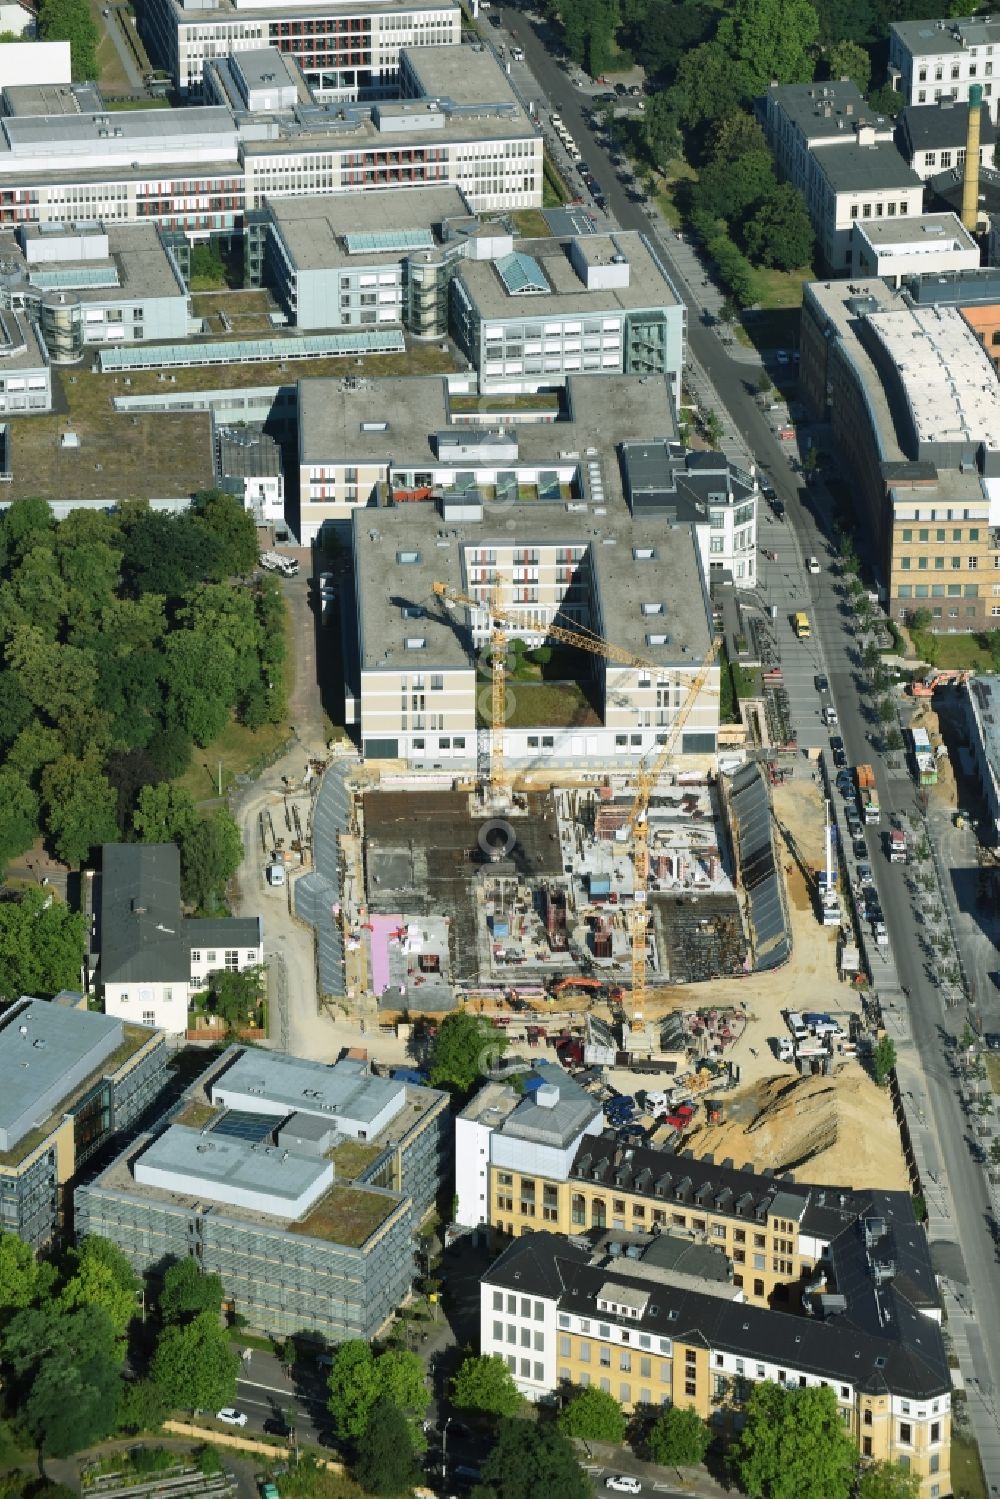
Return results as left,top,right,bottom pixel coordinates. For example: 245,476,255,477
862,641,881,673
0,887,86,1001
59,1236,138,1338
648,1405,711,1466
855,1462,920,1499
0,1230,44,1320
910,608,932,633
132,782,200,845
672,44,748,129
354,1398,417,1496
375,1348,429,1420
24,1350,122,1456
37,0,98,79
202,966,264,1032
743,185,815,270
164,630,235,747
715,0,820,95
179,809,244,911
190,244,227,289
868,84,902,118
0,767,40,871
557,1386,626,1442
149,1310,238,1413
40,753,119,867
451,1354,522,1417
428,1011,507,1094
873,1034,897,1086
989,1138,1000,1168
479,1418,589,1499
878,697,896,725
3,1303,123,1457
158,1259,225,1326
116,1378,170,1435
885,726,904,754
702,410,724,447
729,1382,856,1499
191,490,259,578
642,90,679,168
327,1341,383,1442
826,38,871,93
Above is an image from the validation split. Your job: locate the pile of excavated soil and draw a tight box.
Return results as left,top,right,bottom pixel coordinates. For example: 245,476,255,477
683,1068,910,1191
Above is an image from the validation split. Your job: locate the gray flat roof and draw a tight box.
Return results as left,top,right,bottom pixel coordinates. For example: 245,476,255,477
0,105,236,157
136,1123,330,1207
353,489,712,674
967,675,1000,782
268,185,467,272
900,100,997,150
455,232,678,319
853,212,976,249
0,998,125,1152
892,15,1000,55
0,306,49,372
765,79,889,143
0,222,185,303
401,43,519,106
234,47,304,91
213,1050,406,1125
299,370,676,480
814,141,922,194
172,0,456,25
3,81,103,117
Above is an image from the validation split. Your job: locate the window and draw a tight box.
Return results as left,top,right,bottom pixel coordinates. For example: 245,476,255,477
620,1352,632,1372
600,1348,611,1367
224,948,238,971
494,1292,503,1311
899,1422,912,1445
930,1421,941,1444
142,1010,155,1025
191,950,201,964
863,1437,872,1458
559,1336,571,1357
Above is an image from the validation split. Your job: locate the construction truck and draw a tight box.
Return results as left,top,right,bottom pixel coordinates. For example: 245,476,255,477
856,764,880,823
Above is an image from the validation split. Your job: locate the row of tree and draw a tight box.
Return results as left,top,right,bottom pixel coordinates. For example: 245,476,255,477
0,1233,239,1460
0,492,283,878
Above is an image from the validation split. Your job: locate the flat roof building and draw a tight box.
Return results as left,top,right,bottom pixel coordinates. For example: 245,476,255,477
75,1045,449,1341
141,0,460,98
763,81,923,272
450,231,686,393
0,995,168,1249
889,16,1000,122
964,675,1000,839
800,275,1000,629
851,212,980,283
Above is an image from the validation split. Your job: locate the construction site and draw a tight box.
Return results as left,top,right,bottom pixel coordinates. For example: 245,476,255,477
356,773,748,1009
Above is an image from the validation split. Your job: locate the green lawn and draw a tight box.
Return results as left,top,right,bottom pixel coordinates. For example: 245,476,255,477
491,680,601,729
176,717,291,803
952,1429,988,1499
750,267,810,313
910,629,994,672
330,1139,382,1178
986,1055,1000,1094
106,96,171,110
543,152,571,207
509,208,550,237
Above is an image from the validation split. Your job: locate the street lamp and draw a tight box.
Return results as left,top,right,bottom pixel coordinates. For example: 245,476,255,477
441,1416,453,1484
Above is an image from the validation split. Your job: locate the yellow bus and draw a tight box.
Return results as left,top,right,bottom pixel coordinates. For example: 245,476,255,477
793,611,811,640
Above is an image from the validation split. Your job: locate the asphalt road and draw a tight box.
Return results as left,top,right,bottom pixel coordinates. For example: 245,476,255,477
501,6,1000,1469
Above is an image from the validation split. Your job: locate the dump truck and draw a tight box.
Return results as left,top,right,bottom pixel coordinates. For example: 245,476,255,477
856,764,880,823
909,726,938,786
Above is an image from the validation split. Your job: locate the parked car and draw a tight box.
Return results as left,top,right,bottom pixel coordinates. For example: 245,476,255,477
830,736,847,768
822,705,839,727
215,1408,248,1427
852,835,868,860
806,555,820,574
606,1480,642,1495
814,673,829,692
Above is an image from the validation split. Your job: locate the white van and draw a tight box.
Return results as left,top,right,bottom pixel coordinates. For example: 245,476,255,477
785,1010,809,1042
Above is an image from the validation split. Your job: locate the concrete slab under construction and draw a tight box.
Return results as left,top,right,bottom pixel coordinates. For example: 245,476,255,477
362,788,564,988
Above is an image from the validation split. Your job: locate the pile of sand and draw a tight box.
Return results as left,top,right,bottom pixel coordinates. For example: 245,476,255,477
684,1068,910,1191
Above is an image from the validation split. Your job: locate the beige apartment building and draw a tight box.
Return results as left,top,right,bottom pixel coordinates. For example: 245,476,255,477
482,1231,951,1499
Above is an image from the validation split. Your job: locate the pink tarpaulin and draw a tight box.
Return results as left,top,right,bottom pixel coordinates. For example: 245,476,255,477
368,912,403,996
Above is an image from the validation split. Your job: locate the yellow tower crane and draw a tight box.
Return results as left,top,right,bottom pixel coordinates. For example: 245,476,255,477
431,578,721,1028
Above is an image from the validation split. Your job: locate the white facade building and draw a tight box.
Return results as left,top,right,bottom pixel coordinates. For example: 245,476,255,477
764,81,924,272
851,213,980,282
889,15,1000,120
